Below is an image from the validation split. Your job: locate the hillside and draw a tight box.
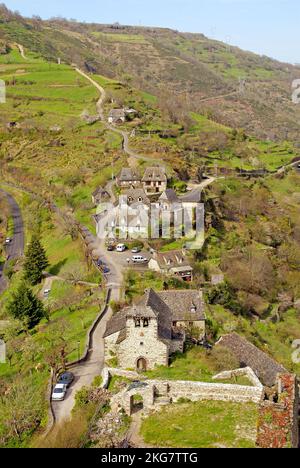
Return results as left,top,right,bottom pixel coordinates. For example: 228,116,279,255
0,5,300,449
1,5,300,143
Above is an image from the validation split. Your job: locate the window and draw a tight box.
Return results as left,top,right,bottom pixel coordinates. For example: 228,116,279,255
135,319,141,328
143,319,149,327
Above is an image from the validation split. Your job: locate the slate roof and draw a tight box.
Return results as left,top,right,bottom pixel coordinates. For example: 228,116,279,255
123,188,150,206
92,186,109,198
142,167,167,182
118,168,141,182
180,190,202,203
216,333,287,387
103,309,128,338
109,109,126,120
104,288,205,341
157,290,205,321
154,250,192,271
159,189,179,204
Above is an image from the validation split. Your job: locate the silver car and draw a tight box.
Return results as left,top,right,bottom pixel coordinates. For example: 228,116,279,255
52,383,67,401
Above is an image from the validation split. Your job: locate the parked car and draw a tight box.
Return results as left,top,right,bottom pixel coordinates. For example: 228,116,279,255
52,384,67,401
103,266,110,274
5,238,12,245
97,259,104,267
116,244,126,252
131,246,142,254
58,372,74,388
132,255,148,264
43,289,51,297
107,245,115,252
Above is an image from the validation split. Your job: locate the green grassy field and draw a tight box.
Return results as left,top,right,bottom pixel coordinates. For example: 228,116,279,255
141,400,258,448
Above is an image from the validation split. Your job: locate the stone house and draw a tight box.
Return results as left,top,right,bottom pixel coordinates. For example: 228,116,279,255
117,168,141,189
142,167,167,195
104,288,206,371
92,186,110,205
180,189,202,208
106,190,150,239
148,250,194,282
158,189,180,211
124,188,150,207
108,109,126,124
108,108,137,124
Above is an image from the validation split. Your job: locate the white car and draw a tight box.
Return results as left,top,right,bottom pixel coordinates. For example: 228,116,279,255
132,255,148,264
52,383,67,401
44,289,51,297
116,244,126,252
5,238,12,245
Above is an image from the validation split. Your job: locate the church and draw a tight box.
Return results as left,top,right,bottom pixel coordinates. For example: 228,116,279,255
104,288,206,371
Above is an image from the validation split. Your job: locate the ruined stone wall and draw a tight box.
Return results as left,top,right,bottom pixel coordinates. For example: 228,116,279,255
152,379,263,404
118,317,169,370
257,373,299,449
105,368,264,415
213,367,263,389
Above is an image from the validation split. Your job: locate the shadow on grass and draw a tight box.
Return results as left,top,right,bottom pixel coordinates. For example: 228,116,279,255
48,259,68,276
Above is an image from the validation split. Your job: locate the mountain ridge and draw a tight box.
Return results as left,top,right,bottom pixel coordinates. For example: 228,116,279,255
1,4,300,143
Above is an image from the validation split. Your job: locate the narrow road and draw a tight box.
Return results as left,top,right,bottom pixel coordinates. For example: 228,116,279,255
52,287,119,424
75,68,106,120
52,222,123,424
75,68,164,166
0,189,24,294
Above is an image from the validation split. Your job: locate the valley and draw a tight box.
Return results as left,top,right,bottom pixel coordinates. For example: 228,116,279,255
0,5,300,450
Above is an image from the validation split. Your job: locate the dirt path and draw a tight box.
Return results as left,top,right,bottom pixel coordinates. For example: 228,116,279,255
75,68,106,120
75,68,164,167
16,44,27,60
126,411,152,448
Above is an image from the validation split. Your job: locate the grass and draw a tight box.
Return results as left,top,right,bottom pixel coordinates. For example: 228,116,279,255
91,32,147,44
145,346,251,385
141,400,258,448
49,301,101,362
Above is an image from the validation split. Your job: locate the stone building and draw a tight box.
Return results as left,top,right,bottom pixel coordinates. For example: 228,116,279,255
117,168,141,189
92,186,110,205
142,167,167,195
108,109,126,124
104,288,206,371
148,250,194,282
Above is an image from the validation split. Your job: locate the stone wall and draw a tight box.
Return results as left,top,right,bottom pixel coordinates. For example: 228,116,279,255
105,367,264,416
257,373,299,449
213,367,263,389
117,317,169,370
104,331,119,361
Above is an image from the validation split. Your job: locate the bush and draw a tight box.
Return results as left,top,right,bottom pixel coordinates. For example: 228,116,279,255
205,283,243,315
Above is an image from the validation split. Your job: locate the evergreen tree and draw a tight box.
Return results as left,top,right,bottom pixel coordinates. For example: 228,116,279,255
24,235,49,286
7,282,46,329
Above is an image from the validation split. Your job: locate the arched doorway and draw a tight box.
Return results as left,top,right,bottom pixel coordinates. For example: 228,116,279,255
136,357,147,372
129,394,144,415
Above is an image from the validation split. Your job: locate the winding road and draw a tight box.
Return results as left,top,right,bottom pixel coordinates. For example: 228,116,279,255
75,68,164,166
0,189,24,294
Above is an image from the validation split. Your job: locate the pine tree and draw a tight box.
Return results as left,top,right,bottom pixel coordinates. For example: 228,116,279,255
24,234,49,286
7,282,46,329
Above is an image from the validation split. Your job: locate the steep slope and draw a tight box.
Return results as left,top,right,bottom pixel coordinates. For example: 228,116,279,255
0,5,300,143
